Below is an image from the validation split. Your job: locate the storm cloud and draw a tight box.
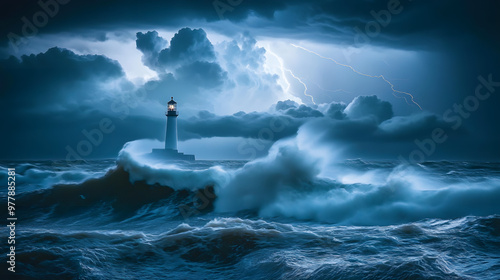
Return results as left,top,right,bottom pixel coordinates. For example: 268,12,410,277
2,0,499,51
137,28,217,71
0,47,160,159
0,47,124,110
136,28,226,88
0,1,498,160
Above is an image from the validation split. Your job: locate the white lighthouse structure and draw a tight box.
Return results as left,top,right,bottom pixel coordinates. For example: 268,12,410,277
150,97,195,161
165,97,178,151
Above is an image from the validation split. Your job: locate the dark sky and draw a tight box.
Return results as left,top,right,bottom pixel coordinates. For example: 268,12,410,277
1,0,499,160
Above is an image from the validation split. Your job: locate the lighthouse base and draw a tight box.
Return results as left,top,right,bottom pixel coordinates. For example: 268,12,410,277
149,149,195,161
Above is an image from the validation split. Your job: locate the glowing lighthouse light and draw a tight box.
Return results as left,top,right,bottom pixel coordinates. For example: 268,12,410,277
168,100,176,112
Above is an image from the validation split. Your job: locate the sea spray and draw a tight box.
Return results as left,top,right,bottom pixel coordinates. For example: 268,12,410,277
117,139,232,191
113,139,500,225
215,137,322,212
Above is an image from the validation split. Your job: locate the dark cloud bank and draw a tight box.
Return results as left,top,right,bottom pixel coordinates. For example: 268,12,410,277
2,0,499,50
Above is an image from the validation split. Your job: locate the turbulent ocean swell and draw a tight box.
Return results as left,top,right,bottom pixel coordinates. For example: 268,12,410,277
5,216,500,279
1,139,500,279
114,139,500,225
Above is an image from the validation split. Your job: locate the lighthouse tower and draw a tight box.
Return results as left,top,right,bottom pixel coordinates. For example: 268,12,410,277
165,97,178,151
150,96,195,161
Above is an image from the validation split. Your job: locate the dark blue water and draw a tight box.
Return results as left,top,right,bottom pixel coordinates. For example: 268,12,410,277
1,150,500,279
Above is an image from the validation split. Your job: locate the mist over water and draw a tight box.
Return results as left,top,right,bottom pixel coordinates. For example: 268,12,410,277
2,139,500,279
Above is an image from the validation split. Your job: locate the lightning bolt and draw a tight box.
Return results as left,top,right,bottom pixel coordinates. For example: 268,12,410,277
266,48,316,104
284,69,315,104
266,48,291,92
291,44,422,110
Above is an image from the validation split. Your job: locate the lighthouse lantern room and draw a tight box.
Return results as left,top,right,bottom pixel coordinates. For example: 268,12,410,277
167,97,177,114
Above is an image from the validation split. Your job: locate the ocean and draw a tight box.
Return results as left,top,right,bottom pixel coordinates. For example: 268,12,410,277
1,143,500,279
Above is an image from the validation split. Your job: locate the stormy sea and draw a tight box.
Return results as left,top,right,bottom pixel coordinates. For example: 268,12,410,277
1,140,500,280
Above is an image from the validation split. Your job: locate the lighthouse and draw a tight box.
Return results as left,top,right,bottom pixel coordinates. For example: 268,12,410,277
150,97,195,161
165,97,178,151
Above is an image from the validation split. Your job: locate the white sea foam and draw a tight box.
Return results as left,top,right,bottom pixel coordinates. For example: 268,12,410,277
116,138,500,225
